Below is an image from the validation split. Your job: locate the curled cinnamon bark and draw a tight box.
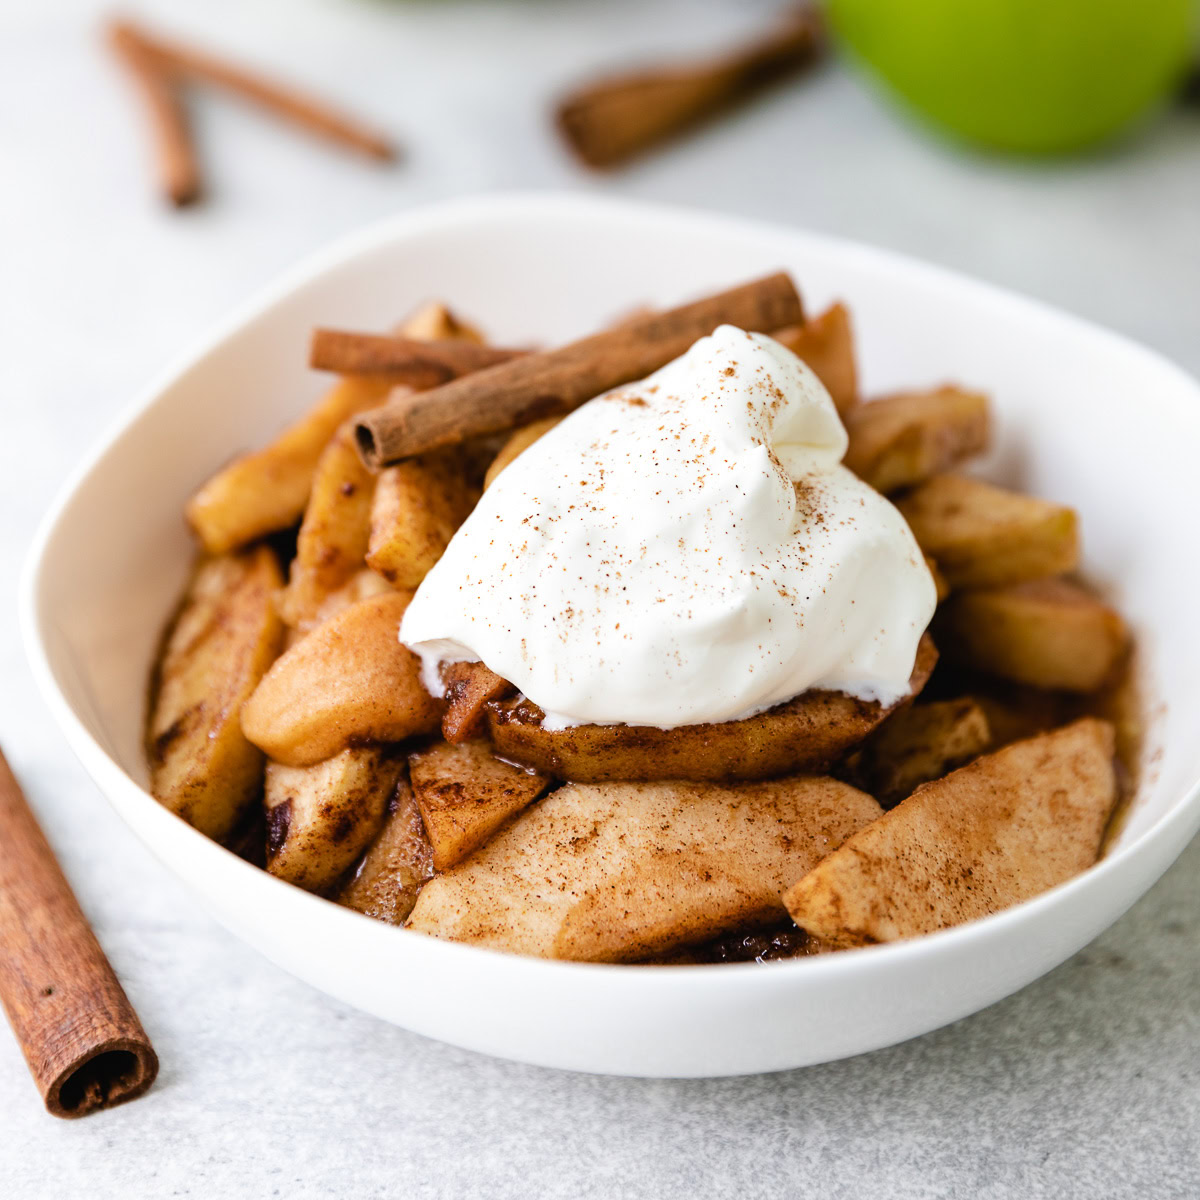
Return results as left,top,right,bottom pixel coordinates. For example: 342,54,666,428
557,6,824,168
107,21,201,206
0,751,158,1117
120,21,397,162
310,330,523,384
355,271,804,467
105,17,397,206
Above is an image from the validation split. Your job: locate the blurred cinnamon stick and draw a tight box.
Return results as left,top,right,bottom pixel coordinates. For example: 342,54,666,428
107,21,201,206
105,17,396,205
310,331,524,385
355,271,804,467
557,5,824,169
0,749,158,1118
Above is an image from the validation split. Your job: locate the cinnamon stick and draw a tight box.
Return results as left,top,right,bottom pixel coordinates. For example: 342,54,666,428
310,331,524,385
107,19,397,164
107,21,201,206
556,6,824,169
355,271,804,467
0,750,158,1117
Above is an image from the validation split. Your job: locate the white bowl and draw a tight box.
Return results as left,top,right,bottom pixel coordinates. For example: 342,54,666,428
22,193,1200,1078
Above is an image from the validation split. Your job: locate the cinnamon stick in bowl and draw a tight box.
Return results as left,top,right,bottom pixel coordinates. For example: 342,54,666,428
0,750,158,1117
355,271,804,468
310,331,523,385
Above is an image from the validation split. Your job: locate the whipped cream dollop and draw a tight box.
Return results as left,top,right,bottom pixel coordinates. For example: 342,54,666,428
400,325,936,730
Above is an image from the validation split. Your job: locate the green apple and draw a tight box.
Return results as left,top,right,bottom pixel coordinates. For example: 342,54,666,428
829,0,1196,153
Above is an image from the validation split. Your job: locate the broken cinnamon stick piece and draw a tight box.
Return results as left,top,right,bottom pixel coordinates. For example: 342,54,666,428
557,5,824,169
0,749,158,1117
107,21,201,206
355,271,804,468
108,18,397,163
310,331,524,385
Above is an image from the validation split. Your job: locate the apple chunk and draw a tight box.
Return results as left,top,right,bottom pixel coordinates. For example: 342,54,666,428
398,300,485,344
184,301,477,556
264,747,401,894
366,450,480,589
277,422,379,632
843,385,989,494
407,776,881,962
147,546,284,840
241,591,442,766
851,697,991,808
896,474,1079,589
784,718,1117,947
409,740,550,871
185,375,392,554
486,634,937,783
441,661,513,743
771,302,859,416
292,568,393,645
937,577,1129,693
337,773,434,924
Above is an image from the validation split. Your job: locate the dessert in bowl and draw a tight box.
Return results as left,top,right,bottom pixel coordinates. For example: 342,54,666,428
22,195,1200,1075
152,264,1130,961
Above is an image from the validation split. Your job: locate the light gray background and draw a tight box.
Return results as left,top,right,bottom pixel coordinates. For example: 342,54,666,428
2,2,1198,1196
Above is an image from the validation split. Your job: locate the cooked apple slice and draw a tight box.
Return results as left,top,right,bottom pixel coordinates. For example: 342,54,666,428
186,375,393,555
852,697,991,807
486,634,937,782
337,773,434,924
365,450,480,589
185,302,478,556
398,301,484,344
784,718,1117,947
303,568,392,634
896,474,1079,589
147,547,284,839
771,302,858,415
844,386,990,494
282,568,394,651
969,684,1079,749
241,591,442,766
937,577,1129,693
276,422,378,631
441,661,513,742
483,416,564,490
264,748,401,894
407,775,881,961
409,740,550,870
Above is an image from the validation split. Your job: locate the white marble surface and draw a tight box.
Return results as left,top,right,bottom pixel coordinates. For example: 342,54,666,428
2,1,1199,1195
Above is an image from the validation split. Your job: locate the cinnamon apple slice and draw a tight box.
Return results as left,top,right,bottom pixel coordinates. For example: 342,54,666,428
407,775,881,962
485,634,937,783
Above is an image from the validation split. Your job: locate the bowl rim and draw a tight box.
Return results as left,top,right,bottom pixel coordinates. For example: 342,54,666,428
20,189,1200,989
